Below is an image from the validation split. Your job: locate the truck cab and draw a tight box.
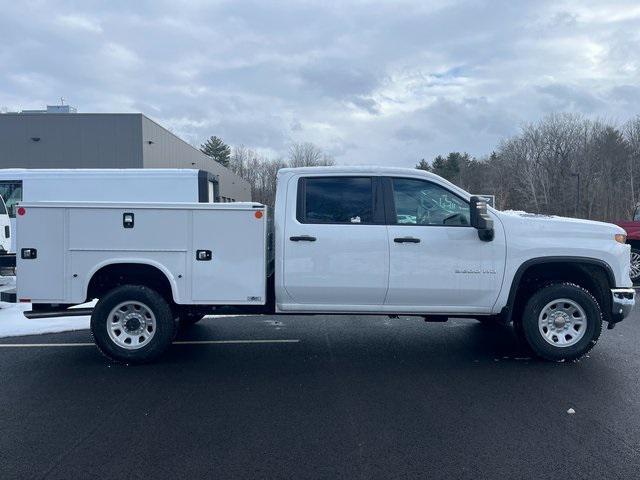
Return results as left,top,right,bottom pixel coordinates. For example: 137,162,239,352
17,166,635,364
274,167,506,315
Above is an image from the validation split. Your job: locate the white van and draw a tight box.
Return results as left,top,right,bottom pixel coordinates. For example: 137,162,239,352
0,169,219,252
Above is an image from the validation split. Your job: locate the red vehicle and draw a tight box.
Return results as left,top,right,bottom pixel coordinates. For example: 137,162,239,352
615,206,640,282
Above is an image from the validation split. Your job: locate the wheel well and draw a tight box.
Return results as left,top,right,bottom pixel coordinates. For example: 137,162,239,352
86,263,174,303
509,261,612,324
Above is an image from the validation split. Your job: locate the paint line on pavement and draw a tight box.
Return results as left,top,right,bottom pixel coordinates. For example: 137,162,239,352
173,339,300,345
0,339,301,348
0,343,95,348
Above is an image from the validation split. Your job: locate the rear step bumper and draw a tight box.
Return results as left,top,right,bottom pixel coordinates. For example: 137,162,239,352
24,308,93,319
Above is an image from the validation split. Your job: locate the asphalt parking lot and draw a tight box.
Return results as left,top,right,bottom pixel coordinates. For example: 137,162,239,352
1,309,639,480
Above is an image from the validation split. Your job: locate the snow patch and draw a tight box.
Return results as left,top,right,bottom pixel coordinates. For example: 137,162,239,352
0,302,90,338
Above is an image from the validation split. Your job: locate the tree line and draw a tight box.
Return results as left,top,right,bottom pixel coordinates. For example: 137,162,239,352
417,113,640,221
201,136,333,206
201,112,640,221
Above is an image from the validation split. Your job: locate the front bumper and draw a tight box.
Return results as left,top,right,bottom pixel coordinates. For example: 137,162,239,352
610,288,635,324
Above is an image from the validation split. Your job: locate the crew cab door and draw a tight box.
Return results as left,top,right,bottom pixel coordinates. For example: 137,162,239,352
282,175,389,308
384,177,505,313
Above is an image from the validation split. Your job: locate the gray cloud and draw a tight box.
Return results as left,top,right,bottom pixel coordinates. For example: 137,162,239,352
1,0,639,165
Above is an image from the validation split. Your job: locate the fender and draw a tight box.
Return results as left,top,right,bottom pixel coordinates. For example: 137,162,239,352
83,258,181,303
502,256,615,323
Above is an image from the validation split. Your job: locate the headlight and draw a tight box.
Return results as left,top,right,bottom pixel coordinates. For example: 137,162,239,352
615,233,627,244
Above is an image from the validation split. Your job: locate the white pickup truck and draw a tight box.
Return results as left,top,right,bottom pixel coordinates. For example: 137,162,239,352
17,166,635,363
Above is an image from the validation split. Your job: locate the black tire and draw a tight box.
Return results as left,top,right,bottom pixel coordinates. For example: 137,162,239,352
521,282,602,361
180,312,206,327
630,248,640,284
91,285,176,364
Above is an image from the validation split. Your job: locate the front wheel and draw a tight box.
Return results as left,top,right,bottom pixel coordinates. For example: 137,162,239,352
521,282,602,362
91,285,176,363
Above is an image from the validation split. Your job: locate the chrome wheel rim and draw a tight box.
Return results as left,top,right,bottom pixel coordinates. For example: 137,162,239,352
538,298,587,348
630,251,640,281
107,301,156,350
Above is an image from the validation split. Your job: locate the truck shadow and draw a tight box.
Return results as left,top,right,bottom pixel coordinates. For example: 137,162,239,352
166,316,587,372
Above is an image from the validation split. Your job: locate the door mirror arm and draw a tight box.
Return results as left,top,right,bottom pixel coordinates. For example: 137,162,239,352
470,196,494,242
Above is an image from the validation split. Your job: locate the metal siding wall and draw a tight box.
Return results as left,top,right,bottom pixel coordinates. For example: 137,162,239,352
0,114,143,168
141,116,251,201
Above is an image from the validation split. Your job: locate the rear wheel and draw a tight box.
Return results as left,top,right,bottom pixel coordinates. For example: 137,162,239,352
521,282,602,361
630,248,640,283
91,285,176,363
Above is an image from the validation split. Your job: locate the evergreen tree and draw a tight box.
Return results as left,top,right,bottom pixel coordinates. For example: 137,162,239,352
200,136,231,167
415,158,431,171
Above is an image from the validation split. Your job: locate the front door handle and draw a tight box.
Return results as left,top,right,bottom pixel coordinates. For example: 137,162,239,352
290,235,317,242
394,237,420,243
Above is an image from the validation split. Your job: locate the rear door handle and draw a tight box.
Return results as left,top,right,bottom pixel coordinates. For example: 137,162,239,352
394,237,420,243
290,235,317,242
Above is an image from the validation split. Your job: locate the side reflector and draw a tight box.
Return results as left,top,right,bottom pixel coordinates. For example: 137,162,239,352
254,211,263,219
17,207,26,216
19,299,30,303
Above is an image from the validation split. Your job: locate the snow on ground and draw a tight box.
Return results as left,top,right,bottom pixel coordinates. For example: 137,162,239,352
0,277,247,338
0,302,90,338
0,276,91,338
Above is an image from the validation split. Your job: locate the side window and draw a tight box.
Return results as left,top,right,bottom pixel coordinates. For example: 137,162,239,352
0,181,22,218
298,177,374,224
391,178,470,226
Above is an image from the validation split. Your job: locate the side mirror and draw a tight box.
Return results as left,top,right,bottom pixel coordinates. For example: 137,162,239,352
470,196,494,242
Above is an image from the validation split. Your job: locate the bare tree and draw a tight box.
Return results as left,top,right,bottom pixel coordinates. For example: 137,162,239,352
288,142,335,168
422,113,639,222
228,142,335,207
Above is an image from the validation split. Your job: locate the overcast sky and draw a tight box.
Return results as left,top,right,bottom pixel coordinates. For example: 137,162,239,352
1,0,639,166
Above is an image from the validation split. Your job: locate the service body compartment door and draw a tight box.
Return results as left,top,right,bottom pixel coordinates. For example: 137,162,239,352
16,206,66,302
191,208,266,304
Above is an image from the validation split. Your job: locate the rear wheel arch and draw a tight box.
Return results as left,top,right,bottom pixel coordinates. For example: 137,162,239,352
505,257,614,325
86,261,178,305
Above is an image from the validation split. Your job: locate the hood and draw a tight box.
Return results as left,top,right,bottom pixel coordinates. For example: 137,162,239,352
497,210,624,239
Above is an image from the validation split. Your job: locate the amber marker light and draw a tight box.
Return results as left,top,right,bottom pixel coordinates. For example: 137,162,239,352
615,233,627,244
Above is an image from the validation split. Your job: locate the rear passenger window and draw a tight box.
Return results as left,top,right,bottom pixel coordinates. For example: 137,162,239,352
298,177,374,224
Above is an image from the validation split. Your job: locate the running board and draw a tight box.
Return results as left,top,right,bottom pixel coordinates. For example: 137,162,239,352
24,308,93,319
